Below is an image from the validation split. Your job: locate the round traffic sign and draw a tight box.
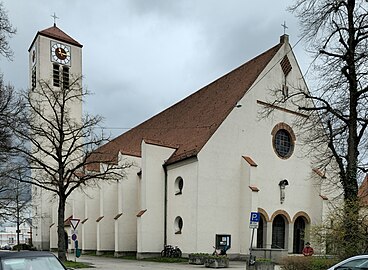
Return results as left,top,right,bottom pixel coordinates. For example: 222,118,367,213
72,233,77,241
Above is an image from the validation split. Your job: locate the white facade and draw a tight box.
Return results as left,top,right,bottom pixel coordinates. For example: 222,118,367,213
30,25,337,258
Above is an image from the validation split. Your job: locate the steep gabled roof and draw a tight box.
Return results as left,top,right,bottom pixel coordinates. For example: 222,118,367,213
89,38,284,169
29,24,83,51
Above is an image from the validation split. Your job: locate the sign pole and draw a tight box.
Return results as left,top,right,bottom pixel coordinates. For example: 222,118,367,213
248,212,260,267
69,218,80,262
249,228,255,266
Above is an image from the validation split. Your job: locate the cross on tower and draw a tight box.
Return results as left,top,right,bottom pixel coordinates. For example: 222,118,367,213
51,12,59,26
281,21,288,35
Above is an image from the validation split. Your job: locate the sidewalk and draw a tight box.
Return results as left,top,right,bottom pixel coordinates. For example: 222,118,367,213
74,255,249,269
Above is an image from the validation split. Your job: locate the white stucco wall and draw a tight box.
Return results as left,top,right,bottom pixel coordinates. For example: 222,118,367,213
166,158,199,254
81,186,99,251
96,171,118,252
115,154,140,253
32,186,52,250
137,141,175,256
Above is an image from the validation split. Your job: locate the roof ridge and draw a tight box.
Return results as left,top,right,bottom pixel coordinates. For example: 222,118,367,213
29,25,82,51
112,43,283,141
88,40,284,166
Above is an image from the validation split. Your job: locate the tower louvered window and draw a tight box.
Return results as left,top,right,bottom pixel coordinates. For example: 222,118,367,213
31,67,36,90
53,64,60,87
280,56,292,98
280,56,292,76
62,66,69,89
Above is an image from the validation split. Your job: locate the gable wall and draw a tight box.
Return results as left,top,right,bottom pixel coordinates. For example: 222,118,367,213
196,42,324,254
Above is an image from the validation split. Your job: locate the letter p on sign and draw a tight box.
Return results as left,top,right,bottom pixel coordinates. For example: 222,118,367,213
250,212,260,222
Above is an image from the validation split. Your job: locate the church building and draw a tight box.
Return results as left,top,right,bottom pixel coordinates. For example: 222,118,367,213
30,24,336,258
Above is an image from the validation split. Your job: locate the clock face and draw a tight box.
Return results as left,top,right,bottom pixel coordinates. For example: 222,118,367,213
51,41,71,65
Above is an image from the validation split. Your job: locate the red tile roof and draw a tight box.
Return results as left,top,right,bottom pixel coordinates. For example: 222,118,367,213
88,39,284,169
29,24,82,51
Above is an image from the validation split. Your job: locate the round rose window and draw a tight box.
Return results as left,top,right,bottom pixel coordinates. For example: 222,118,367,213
272,123,295,159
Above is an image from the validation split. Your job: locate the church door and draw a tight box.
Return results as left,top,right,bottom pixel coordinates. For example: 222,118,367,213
272,215,285,249
293,216,306,254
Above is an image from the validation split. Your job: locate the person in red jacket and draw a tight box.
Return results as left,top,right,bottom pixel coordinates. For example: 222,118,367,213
302,242,314,256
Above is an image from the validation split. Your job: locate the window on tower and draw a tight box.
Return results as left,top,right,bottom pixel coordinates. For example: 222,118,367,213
31,67,36,90
62,66,69,89
53,64,60,87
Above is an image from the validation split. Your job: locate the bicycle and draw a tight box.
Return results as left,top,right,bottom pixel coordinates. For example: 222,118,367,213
161,244,182,258
212,246,227,256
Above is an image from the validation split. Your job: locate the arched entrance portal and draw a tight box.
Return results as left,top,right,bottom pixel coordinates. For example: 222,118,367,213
256,215,267,248
293,216,306,254
272,215,286,249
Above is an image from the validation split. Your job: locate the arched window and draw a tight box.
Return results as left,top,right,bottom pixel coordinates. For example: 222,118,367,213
175,177,184,195
272,215,286,249
256,215,267,248
293,216,306,254
174,216,183,234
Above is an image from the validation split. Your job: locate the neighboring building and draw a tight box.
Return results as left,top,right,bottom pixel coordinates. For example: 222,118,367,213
0,221,32,248
30,24,337,258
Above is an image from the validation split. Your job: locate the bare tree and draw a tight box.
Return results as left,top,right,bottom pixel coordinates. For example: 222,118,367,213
11,76,129,261
268,0,368,257
0,77,24,222
0,1,24,223
0,1,15,60
5,172,31,251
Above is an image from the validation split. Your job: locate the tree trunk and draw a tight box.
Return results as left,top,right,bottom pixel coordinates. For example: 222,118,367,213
16,186,20,252
57,195,67,261
343,199,361,258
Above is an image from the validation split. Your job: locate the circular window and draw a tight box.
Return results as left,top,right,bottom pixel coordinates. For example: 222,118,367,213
174,216,183,234
272,123,295,159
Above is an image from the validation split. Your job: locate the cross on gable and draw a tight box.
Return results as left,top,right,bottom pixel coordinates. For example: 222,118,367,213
281,21,288,34
51,12,59,26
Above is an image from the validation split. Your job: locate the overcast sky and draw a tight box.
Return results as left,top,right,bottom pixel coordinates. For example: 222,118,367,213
0,0,309,138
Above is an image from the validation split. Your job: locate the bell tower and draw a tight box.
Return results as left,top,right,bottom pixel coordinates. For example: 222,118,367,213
28,23,83,250
28,23,83,94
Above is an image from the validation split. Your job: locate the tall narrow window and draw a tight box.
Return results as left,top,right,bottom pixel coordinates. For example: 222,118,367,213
174,216,183,234
257,216,267,248
293,217,306,254
272,215,286,249
53,64,60,87
31,67,36,90
62,66,69,89
175,177,184,195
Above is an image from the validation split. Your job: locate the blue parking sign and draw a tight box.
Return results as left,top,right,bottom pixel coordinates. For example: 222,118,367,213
250,212,260,222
